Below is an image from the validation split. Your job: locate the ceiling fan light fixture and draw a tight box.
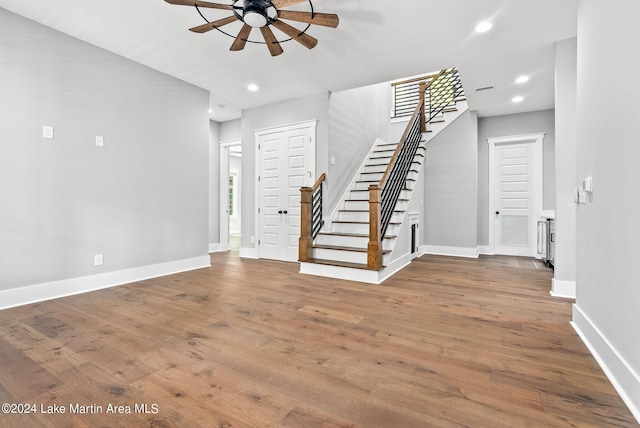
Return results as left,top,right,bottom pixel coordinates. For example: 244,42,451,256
242,0,272,28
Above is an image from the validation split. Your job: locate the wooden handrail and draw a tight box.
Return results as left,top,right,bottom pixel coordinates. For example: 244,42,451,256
311,173,326,192
381,68,449,189
390,71,441,88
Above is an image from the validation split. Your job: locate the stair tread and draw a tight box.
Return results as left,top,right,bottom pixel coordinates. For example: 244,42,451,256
346,198,409,202
361,170,418,175
339,209,405,213
314,244,391,254
318,231,397,239
356,178,416,183
302,258,384,271
333,220,400,225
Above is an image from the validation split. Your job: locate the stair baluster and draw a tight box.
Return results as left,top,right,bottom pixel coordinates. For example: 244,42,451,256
299,173,326,262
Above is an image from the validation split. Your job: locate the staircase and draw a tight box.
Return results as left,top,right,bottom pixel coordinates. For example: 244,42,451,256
299,68,468,284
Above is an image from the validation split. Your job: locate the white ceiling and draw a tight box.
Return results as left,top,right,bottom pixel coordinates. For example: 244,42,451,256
0,0,578,122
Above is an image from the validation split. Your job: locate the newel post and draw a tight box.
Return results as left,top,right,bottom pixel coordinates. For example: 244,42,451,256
299,186,314,262
419,81,427,133
367,184,383,270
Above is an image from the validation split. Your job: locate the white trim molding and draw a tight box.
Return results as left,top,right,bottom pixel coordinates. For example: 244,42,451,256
487,132,545,257
572,304,640,423
239,246,259,259
550,278,576,299
421,245,479,259
0,256,212,311
209,243,224,253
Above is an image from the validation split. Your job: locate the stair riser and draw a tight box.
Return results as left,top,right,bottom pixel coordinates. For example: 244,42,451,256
350,189,412,200
360,171,419,182
337,211,404,223
362,162,422,173
313,248,391,266
353,180,417,191
315,234,394,250
331,222,400,235
344,200,409,211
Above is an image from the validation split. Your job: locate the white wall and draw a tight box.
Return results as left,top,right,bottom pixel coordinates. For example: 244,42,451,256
477,110,556,246
553,38,577,297
0,9,210,294
423,111,478,251
573,0,640,420
328,82,391,212
240,92,330,249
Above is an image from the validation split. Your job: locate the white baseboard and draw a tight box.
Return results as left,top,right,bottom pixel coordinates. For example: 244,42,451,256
420,245,479,259
550,278,576,299
477,245,493,255
209,243,226,253
0,255,212,311
239,247,258,259
572,304,640,423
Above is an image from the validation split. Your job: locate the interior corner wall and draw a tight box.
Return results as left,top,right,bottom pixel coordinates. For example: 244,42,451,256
240,92,329,249
0,9,210,292
327,82,391,212
209,120,221,246
477,109,556,246
554,37,577,290
574,0,640,420
220,118,241,142
423,110,478,250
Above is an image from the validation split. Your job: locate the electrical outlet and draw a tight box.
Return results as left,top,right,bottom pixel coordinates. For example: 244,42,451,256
94,254,103,266
96,136,104,147
250,236,255,244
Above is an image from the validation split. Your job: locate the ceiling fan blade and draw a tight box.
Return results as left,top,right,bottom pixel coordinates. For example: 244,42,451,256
260,26,284,56
164,0,233,10
271,19,317,49
271,0,307,8
190,15,238,33
230,24,252,51
277,10,339,28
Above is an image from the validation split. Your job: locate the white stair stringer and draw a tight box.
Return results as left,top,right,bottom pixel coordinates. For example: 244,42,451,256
300,100,469,283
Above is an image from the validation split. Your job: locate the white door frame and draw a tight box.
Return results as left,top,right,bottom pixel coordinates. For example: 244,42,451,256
487,133,544,256
254,120,316,260
219,139,241,252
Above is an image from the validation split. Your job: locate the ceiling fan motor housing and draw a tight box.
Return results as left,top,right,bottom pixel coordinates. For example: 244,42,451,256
242,0,276,28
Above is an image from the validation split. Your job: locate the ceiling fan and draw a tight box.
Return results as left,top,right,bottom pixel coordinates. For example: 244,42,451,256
165,0,339,56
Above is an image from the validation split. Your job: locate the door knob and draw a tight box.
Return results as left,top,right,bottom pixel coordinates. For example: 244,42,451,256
283,210,288,215
278,210,283,214
495,211,500,215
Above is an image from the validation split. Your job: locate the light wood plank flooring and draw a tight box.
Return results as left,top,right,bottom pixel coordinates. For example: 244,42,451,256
0,253,637,427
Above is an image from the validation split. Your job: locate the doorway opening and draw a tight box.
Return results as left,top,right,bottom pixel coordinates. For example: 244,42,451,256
220,140,242,252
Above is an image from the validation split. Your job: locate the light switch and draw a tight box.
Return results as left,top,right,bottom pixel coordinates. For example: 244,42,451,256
96,136,104,147
583,176,593,193
43,125,54,139
331,156,336,165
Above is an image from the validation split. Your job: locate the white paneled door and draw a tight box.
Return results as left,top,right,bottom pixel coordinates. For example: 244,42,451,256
256,122,315,262
488,134,544,257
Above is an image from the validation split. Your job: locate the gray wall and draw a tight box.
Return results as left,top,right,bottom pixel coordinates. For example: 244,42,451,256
477,109,556,246
0,9,210,290
575,0,640,414
240,92,330,248
328,82,391,212
554,38,577,289
423,111,478,249
220,119,241,143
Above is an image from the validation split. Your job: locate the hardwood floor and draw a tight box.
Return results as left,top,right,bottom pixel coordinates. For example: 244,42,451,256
0,253,637,427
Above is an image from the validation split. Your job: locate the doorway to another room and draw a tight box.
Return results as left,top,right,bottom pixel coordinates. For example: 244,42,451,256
220,140,242,252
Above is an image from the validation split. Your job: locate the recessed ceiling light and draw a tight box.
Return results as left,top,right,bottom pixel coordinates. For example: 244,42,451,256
516,75,529,84
208,109,213,114
475,21,493,33
247,84,259,92
512,96,524,103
